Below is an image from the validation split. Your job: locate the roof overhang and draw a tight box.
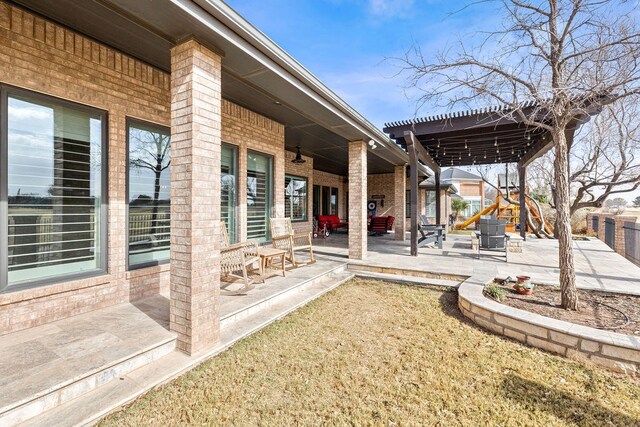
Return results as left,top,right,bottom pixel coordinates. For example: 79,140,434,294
10,0,427,176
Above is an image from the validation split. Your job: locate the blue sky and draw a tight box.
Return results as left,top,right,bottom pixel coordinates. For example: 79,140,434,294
227,0,640,203
226,0,498,129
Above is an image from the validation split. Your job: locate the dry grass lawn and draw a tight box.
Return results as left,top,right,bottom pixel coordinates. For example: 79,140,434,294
100,278,640,426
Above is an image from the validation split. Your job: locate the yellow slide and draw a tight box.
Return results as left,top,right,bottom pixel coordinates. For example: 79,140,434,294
454,202,499,230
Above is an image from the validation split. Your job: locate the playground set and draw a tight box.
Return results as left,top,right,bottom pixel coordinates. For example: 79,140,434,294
454,175,553,236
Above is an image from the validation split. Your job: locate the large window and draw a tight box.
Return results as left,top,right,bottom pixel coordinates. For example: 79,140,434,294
426,191,437,217
1,87,107,291
463,199,482,218
222,144,238,243
247,151,273,242
127,120,170,269
285,175,307,222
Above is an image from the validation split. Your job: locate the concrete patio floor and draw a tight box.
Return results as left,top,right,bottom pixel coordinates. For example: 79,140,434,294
313,231,640,294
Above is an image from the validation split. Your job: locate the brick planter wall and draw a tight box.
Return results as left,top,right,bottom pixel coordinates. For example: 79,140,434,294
458,275,640,375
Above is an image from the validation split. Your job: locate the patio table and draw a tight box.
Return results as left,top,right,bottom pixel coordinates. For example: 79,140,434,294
258,247,287,280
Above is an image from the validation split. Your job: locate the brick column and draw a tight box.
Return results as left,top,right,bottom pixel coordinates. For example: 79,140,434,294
170,39,222,355
394,165,406,240
614,215,637,257
348,140,367,260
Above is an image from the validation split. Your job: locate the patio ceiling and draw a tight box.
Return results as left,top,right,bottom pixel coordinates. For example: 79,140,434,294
383,104,553,169
12,0,416,176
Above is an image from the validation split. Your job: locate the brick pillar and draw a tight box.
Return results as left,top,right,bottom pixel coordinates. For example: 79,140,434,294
348,140,367,260
614,215,637,257
394,165,406,240
586,213,593,234
170,39,222,355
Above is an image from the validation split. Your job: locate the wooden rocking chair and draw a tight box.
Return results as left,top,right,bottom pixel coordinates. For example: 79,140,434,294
220,222,262,295
270,217,315,268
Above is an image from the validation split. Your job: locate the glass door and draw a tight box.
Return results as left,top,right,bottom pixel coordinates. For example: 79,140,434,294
321,186,330,215
312,185,320,218
221,144,237,243
246,151,273,242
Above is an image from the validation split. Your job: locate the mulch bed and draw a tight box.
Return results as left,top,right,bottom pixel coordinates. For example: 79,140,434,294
492,283,640,336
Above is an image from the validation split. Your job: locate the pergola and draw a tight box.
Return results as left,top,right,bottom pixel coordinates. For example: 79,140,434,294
383,105,579,256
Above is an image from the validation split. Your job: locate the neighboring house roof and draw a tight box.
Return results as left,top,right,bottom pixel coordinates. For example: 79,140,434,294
440,168,483,181
419,176,458,193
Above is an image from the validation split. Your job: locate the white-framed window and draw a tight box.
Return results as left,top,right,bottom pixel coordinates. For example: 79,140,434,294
285,175,308,222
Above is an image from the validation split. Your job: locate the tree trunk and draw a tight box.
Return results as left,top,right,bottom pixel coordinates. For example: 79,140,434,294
554,129,578,310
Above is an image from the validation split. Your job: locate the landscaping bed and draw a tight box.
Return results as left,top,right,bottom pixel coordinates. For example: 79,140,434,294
101,278,640,426
487,282,640,336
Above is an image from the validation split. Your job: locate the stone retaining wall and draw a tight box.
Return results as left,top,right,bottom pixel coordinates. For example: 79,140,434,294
458,276,640,375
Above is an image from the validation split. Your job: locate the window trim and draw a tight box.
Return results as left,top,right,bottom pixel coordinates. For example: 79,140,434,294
284,174,308,223
0,84,109,293
126,117,171,271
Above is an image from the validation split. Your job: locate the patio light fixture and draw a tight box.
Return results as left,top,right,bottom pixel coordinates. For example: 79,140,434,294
291,146,306,164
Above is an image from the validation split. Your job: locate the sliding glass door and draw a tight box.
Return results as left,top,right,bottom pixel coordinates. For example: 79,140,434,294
246,151,273,242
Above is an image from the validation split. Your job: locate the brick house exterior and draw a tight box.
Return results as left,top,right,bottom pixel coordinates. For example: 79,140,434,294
0,1,424,348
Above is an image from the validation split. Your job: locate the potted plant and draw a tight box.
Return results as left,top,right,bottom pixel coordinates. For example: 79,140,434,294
514,275,534,295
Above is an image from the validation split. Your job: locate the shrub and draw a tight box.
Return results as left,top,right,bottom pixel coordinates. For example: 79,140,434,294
484,283,506,302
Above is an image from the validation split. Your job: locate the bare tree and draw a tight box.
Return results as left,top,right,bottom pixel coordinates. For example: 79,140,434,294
528,101,640,214
130,130,171,230
397,0,640,310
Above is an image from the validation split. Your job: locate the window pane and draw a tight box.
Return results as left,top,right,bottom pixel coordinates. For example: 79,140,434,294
330,187,338,215
312,185,320,217
128,122,170,268
247,152,272,242
285,175,307,221
7,95,103,286
321,186,330,215
222,144,237,243
426,191,436,217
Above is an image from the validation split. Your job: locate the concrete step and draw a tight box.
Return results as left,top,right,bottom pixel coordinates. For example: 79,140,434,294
20,270,355,427
0,302,176,426
220,263,348,328
347,264,464,288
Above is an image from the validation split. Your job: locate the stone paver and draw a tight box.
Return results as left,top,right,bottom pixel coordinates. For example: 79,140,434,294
313,232,640,294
